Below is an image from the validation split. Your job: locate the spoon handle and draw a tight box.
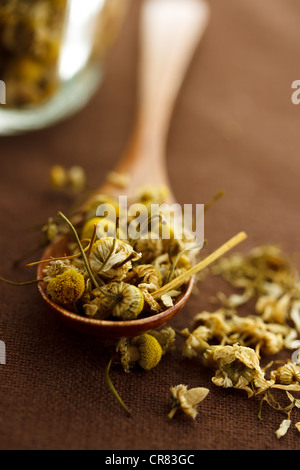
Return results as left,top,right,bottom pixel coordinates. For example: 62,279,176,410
102,0,210,197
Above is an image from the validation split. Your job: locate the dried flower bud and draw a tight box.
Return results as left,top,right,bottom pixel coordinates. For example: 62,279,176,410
149,326,176,354
181,326,211,359
130,264,162,290
50,165,67,188
89,238,141,281
42,217,59,241
117,334,163,371
270,361,300,385
43,259,73,282
91,282,144,321
47,268,85,306
134,236,164,264
168,384,209,419
203,343,272,397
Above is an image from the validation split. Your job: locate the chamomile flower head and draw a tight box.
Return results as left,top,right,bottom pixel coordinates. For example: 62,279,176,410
47,268,85,306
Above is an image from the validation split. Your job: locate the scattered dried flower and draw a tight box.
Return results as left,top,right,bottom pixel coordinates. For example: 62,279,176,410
168,384,209,419
117,334,163,372
202,343,272,397
43,259,72,281
149,326,176,354
212,245,300,333
181,326,210,359
270,361,300,385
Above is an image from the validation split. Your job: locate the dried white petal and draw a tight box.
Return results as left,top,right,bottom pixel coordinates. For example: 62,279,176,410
290,301,300,333
275,419,291,439
286,391,300,409
284,329,300,350
160,290,181,307
225,289,254,308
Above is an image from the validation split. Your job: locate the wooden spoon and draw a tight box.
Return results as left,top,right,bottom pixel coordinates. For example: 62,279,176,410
37,0,244,339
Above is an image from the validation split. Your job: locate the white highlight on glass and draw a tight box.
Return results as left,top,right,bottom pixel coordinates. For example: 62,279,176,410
59,0,105,81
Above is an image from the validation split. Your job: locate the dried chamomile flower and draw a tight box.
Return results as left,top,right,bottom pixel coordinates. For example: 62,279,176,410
212,244,300,330
193,309,234,344
228,315,287,355
213,245,295,288
168,384,209,419
117,334,163,372
47,268,85,306
256,293,291,324
149,326,176,354
43,259,73,282
192,308,297,356
181,326,211,359
270,361,300,385
138,285,162,313
82,297,102,318
89,237,141,281
89,282,144,321
41,217,59,242
105,332,163,417
126,264,162,290
203,343,272,397
134,236,164,264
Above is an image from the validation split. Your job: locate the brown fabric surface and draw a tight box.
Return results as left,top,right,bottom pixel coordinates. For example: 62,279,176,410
1,0,300,450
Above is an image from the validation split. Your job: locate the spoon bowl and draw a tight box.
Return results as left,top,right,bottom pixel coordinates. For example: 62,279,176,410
37,235,194,338
37,0,210,338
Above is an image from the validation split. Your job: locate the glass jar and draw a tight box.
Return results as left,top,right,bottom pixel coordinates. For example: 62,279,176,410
0,0,128,134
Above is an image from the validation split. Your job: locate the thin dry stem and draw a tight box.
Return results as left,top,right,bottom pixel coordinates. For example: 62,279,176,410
152,231,247,299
